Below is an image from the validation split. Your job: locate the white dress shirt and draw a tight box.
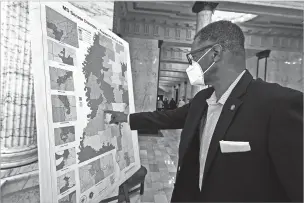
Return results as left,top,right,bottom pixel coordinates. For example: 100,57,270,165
199,70,246,190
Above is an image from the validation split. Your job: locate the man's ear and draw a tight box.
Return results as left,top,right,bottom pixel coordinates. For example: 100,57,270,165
212,44,222,62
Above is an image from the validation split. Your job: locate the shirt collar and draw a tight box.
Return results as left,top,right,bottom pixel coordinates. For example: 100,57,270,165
206,70,246,105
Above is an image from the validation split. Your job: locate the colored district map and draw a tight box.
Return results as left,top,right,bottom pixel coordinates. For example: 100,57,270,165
77,33,135,192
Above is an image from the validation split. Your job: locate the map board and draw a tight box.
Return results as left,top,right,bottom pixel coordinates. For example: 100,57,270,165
29,2,140,203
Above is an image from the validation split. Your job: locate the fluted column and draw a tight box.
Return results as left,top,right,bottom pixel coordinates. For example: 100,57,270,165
176,83,181,100
183,81,188,99
112,2,121,34
0,1,38,169
185,79,192,101
191,2,218,98
179,82,185,100
172,86,175,99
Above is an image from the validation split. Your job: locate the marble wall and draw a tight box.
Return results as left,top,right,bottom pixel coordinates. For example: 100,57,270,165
246,50,303,92
1,162,40,203
267,51,303,92
124,37,160,113
246,56,257,78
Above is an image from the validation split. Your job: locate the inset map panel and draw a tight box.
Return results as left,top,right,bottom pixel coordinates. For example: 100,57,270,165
58,190,76,203
57,171,76,195
79,153,114,193
49,66,74,91
77,128,115,163
54,126,75,146
46,6,79,48
51,95,77,123
56,148,76,171
48,40,76,66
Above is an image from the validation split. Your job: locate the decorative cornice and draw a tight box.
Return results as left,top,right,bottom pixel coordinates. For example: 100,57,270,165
192,2,219,13
160,63,188,72
121,17,303,53
159,70,188,79
224,1,304,11
159,76,185,82
217,1,303,20
126,2,196,21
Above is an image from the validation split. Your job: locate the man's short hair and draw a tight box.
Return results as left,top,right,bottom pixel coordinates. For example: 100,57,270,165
194,20,245,56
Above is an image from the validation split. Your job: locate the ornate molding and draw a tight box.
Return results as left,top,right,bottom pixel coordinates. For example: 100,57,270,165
159,70,188,79
121,18,303,53
161,47,189,63
119,1,303,26
240,24,303,37
192,2,219,13
126,2,196,21
217,1,303,20
221,1,304,12
159,76,185,82
245,34,303,52
123,12,196,28
160,62,188,72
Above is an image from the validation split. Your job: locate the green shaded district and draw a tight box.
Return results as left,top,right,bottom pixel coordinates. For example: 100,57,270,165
82,33,115,120
78,33,119,163
58,95,71,114
57,71,73,86
119,62,129,104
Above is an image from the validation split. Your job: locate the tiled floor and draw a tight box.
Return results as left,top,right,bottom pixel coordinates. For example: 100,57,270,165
128,129,182,203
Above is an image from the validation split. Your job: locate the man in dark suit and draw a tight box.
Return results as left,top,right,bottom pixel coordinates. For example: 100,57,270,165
109,20,303,202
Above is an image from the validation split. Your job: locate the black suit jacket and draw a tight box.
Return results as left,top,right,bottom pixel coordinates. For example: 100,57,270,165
129,71,303,202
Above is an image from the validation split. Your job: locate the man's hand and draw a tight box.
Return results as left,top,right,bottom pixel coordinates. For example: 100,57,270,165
104,110,128,124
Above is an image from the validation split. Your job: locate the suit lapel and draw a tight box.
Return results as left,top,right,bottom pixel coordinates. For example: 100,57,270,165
178,87,213,167
202,70,253,184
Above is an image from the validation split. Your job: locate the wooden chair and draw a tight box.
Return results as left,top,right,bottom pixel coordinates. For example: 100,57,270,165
100,165,147,203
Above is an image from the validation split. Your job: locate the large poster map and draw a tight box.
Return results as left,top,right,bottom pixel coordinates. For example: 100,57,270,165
30,2,140,203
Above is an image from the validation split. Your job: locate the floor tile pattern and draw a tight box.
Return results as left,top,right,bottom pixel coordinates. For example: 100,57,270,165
128,130,182,203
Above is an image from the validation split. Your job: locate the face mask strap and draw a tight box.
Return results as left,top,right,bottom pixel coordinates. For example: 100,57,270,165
196,44,222,63
199,44,222,74
203,61,215,74
196,47,212,63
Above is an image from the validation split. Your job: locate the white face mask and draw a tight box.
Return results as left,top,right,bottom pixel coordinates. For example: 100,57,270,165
186,45,219,86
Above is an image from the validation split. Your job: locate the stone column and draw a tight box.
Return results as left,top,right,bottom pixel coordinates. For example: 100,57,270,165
183,81,188,99
191,2,218,98
185,80,192,101
124,37,159,113
0,1,38,169
172,86,176,99
112,2,121,33
179,83,186,100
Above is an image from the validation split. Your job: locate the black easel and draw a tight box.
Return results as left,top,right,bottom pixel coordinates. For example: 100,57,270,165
256,49,271,81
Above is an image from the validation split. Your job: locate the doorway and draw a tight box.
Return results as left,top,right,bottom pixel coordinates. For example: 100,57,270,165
157,95,163,101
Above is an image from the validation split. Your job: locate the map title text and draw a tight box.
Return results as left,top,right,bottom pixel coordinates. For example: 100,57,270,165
62,5,123,45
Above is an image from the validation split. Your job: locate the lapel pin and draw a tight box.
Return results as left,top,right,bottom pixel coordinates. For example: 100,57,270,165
230,104,236,111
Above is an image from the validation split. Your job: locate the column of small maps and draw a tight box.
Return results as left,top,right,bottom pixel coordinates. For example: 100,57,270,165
46,6,78,203
44,5,137,203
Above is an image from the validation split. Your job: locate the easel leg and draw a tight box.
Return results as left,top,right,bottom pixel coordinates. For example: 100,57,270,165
140,182,144,195
123,184,130,203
